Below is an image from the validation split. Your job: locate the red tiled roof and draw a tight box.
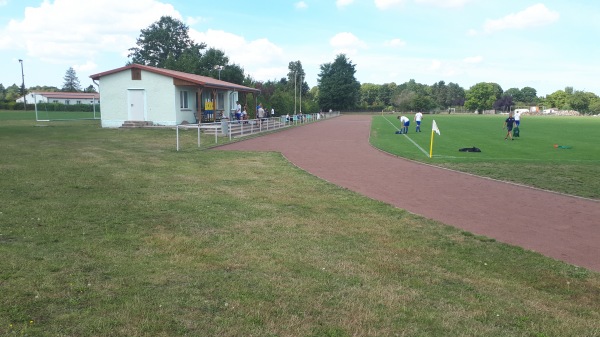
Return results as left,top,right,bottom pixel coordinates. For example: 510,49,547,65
32,91,99,99
90,64,260,94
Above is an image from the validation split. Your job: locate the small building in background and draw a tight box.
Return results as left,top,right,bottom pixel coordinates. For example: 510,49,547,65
17,91,100,105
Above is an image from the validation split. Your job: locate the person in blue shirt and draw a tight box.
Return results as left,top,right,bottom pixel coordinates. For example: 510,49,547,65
503,112,516,140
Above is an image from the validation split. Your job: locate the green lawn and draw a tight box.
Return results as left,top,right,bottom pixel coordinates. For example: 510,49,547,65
0,109,100,121
1,116,599,336
370,114,600,199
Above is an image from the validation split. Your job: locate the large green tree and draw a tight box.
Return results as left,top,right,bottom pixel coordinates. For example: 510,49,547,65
545,90,569,110
588,96,600,114
465,82,502,112
128,16,206,69
195,48,244,84
521,86,538,103
569,90,591,113
431,81,448,108
446,82,465,106
286,61,309,99
317,54,360,111
360,83,380,107
62,67,81,92
4,84,21,101
505,87,524,102
392,79,436,112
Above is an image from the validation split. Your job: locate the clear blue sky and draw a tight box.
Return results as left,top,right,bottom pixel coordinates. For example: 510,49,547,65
1,0,599,96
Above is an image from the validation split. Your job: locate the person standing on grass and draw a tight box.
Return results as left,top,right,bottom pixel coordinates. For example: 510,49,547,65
414,111,423,132
398,115,410,134
503,112,516,140
514,110,523,127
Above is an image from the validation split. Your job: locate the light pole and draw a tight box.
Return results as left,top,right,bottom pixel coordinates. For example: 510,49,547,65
294,71,297,115
299,75,303,114
18,59,26,110
214,65,223,80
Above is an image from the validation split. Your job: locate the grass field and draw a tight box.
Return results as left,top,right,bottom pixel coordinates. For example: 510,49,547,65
1,114,599,336
0,109,100,121
370,113,600,199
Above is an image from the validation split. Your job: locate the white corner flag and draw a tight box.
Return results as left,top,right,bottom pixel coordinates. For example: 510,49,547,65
432,120,441,135
429,120,440,158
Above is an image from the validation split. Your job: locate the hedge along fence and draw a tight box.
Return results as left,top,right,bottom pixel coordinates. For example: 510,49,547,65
0,101,101,112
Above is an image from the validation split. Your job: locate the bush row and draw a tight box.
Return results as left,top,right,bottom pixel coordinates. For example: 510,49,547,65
0,102,101,112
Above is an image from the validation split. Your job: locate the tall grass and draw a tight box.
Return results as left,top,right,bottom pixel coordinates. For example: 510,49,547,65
1,118,599,336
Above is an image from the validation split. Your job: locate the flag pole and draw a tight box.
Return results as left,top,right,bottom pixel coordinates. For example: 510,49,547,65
429,119,440,158
429,129,435,158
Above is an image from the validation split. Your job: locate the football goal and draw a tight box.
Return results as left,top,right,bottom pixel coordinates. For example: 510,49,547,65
34,93,101,122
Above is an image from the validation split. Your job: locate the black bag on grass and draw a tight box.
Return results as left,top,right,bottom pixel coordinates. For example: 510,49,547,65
459,147,481,152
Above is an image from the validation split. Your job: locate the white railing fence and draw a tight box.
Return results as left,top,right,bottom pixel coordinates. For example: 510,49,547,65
176,111,340,151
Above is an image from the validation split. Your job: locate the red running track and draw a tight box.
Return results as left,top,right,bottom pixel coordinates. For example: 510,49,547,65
217,115,600,272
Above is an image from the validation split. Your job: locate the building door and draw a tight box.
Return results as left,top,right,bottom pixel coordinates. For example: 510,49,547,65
128,89,145,121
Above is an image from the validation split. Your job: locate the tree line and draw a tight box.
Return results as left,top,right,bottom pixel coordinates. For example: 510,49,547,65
3,15,599,115
0,66,96,110
125,16,600,115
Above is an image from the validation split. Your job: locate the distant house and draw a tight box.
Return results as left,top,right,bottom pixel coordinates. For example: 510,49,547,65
17,91,100,105
89,64,260,128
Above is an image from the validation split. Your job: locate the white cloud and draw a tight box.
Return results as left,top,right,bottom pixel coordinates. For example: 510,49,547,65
0,0,180,68
384,38,406,47
374,0,405,10
429,59,442,71
463,55,483,64
337,0,354,8
74,60,98,73
186,16,207,26
295,1,308,9
330,32,367,55
414,0,471,8
190,29,286,81
0,0,8,6
482,3,560,34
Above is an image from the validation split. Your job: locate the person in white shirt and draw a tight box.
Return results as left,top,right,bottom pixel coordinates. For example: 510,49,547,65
398,115,410,134
514,110,523,127
414,112,423,132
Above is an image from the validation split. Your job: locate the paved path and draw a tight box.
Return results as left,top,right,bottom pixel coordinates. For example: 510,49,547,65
218,115,600,272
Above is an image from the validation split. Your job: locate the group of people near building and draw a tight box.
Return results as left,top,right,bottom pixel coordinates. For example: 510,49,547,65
223,101,277,123
222,101,275,122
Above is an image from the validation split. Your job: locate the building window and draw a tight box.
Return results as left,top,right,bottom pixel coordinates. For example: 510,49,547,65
217,92,224,110
53,100,58,103
131,68,141,80
65,100,70,105
76,100,81,104
230,92,238,111
180,91,189,109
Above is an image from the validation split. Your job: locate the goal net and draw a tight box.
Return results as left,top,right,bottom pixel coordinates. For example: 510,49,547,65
33,93,101,122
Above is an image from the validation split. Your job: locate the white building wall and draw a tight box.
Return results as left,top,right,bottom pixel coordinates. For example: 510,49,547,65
98,69,176,128
97,67,248,127
175,86,197,124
